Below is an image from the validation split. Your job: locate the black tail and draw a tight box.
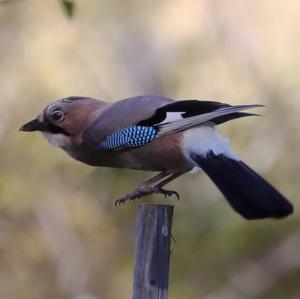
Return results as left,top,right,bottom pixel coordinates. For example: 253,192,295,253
190,152,293,219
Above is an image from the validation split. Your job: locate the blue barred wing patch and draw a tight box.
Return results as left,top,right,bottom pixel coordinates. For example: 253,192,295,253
100,125,158,150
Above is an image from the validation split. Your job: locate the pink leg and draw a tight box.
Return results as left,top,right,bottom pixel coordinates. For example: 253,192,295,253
114,171,186,206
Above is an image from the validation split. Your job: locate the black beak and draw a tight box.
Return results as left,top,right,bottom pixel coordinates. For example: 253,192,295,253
19,119,45,132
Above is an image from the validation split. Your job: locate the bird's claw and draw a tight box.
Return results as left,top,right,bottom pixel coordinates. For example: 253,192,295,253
114,186,180,207
159,188,180,200
114,192,139,206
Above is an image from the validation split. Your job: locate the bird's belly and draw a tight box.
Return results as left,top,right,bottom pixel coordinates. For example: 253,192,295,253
74,133,193,172
117,144,191,171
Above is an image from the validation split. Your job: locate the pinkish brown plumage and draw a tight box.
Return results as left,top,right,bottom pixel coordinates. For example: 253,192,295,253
20,95,293,219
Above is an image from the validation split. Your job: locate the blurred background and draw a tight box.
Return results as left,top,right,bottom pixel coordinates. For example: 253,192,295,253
0,0,300,298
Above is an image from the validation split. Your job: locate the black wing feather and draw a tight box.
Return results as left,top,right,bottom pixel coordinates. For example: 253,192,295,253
138,100,257,126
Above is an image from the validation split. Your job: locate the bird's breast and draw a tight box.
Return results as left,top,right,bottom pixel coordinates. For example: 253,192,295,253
70,133,192,172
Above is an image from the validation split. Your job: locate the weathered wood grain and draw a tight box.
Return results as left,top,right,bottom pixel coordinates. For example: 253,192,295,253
133,204,174,299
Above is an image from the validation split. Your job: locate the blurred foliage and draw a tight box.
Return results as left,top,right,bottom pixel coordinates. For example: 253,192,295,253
0,0,299,298
61,0,75,18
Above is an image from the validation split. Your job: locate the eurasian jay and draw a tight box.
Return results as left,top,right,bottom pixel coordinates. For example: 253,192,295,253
20,95,293,219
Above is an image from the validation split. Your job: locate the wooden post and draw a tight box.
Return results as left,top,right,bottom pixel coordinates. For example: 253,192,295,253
133,204,174,299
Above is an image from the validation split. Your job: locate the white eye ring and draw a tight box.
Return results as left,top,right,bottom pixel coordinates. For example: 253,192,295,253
51,110,64,121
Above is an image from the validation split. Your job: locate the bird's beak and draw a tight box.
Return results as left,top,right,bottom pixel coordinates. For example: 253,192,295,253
19,119,45,132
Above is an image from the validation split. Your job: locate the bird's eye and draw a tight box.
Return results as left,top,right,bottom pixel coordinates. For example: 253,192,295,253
51,110,64,121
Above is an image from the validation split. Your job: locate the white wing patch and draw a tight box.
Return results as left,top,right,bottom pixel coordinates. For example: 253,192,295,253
158,105,262,135
159,112,184,125
182,126,239,162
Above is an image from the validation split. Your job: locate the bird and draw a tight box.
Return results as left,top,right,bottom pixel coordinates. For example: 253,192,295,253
20,95,293,220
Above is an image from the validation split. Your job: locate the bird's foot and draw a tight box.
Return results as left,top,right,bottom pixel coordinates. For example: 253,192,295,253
159,188,180,200
114,184,180,206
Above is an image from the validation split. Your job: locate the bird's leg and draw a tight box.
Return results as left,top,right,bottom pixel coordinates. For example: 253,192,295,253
114,171,185,206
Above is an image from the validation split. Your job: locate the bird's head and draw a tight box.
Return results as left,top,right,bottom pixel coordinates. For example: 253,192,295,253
20,96,105,149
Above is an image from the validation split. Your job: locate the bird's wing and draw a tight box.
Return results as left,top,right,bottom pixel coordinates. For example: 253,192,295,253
97,99,262,150
155,101,263,136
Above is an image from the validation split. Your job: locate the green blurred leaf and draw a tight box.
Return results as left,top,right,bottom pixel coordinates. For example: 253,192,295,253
61,0,75,18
